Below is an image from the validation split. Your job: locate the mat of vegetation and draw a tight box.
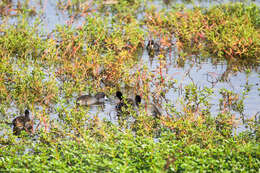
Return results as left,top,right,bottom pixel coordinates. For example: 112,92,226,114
146,2,260,60
0,0,259,172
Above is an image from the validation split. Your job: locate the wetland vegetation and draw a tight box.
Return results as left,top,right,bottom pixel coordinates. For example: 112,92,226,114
0,0,259,172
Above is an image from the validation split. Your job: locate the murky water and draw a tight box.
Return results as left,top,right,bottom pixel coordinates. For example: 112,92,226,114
0,0,259,134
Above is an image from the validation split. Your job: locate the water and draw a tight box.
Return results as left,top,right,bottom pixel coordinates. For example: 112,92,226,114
0,0,259,134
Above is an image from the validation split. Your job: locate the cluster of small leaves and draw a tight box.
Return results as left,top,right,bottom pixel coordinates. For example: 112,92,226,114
0,117,259,172
0,18,45,59
146,3,260,60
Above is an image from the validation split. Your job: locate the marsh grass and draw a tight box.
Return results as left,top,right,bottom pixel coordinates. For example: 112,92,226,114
146,3,260,61
0,0,259,172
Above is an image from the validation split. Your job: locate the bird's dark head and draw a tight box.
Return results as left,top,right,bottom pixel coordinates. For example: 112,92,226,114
24,110,30,118
116,91,123,100
135,95,141,106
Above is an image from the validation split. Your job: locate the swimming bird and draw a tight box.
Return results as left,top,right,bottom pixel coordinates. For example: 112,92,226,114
145,103,161,119
115,91,141,115
146,40,160,52
115,91,142,129
136,95,161,119
76,92,107,106
116,91,134,112
12,109,33,136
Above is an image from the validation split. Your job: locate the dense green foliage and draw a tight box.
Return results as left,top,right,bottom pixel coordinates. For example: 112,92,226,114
1,122,259,172
146,2,260,60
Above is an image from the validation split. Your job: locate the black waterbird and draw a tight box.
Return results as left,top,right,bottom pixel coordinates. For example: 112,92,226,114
12,109,33,136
